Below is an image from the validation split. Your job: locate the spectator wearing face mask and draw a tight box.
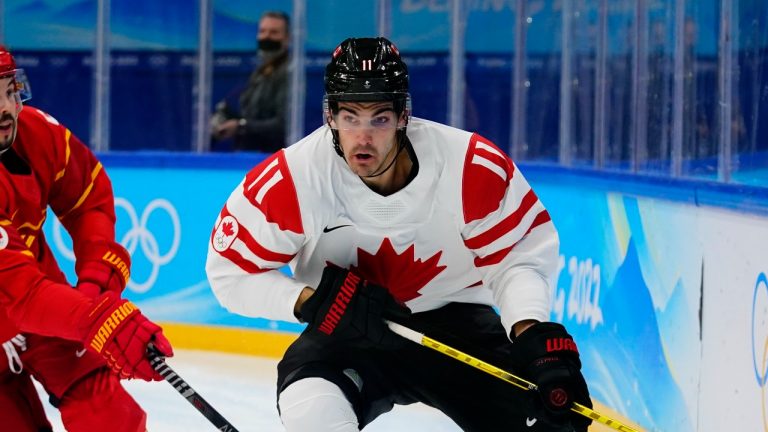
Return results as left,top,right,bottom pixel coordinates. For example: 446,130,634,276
211,11,290,152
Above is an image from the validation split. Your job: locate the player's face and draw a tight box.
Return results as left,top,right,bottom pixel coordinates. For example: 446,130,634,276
333,101,403,177
0,77,20,152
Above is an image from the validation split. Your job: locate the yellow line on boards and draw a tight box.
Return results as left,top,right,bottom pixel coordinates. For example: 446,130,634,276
158,322,299,358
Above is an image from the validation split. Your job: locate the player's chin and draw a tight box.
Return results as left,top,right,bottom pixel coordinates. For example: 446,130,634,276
348,159,377,174
350,166,374,178
0,136,12,152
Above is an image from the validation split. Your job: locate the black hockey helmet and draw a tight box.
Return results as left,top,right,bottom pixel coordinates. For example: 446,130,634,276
324,37,412,158
324,37,410,109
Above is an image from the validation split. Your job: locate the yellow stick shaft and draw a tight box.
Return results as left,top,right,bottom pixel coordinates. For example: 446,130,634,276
386,321,642,432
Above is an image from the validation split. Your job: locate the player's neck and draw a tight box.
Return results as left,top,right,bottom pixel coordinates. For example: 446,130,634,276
361,144,414,196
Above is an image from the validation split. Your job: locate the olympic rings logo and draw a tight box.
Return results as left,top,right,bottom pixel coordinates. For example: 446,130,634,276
751,272,768,431
52,197,181,294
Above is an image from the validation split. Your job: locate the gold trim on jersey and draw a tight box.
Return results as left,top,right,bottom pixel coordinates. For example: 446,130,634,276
15,209,46,231
59,162,103,218
54,129,72,181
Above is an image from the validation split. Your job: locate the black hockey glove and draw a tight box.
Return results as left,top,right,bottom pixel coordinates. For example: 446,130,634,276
510,322,592,432
299,265,411,350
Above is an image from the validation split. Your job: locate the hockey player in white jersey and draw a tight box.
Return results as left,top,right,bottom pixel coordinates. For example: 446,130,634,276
206,37,592,431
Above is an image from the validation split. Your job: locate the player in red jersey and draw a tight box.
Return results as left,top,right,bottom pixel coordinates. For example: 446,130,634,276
0,46,173,432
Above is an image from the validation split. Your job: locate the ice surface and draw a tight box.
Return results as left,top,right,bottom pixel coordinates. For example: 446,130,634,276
39,349,462,431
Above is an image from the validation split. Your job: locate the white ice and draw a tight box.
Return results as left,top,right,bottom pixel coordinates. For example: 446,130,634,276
39,349,462,431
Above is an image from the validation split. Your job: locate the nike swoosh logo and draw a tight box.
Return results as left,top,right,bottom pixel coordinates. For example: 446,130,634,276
526,417,537,427
75,349,87,358
323,224,351,233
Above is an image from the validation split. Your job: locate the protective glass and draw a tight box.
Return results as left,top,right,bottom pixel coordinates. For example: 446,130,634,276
0,82,20,114
15,69,32,103
331,111,404,131
0,69,31,112
323,93,411,131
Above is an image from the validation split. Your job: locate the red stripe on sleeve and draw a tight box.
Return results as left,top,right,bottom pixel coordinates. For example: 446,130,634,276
218,248,270,274
464,189,539,250
242,152,304,234
236,222,295,264
528,209,552,231
462,134,515,224
474,245,514,267
473,210,552,268
244,156,281,198
475,147,512,176
217,206,295,264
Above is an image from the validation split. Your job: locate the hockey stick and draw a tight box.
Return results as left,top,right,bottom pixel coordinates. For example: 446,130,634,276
147,345,241,432
385,321,642,432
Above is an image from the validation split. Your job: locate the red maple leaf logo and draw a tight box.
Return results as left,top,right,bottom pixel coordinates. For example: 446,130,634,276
221,221,235,236
351,238,446,303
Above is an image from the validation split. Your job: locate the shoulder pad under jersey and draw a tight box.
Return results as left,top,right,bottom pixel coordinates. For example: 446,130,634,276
461,133,515,224
15,107,68,158
240,151,304,234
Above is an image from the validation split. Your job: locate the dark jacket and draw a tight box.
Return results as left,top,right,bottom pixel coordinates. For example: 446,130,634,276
215,51,289,152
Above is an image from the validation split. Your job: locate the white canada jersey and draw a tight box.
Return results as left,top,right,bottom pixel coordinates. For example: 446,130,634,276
206,117,558,336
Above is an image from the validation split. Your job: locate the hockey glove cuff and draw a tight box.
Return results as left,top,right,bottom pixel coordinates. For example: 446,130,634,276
510,322,592,431
80,292,173,381
299,265,411,350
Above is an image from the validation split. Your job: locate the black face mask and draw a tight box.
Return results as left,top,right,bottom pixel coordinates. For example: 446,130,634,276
258,38,282,52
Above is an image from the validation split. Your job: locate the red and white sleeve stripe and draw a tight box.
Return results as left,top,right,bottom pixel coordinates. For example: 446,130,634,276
205,152,308,322
460,134,558,331
462,134,552,265
211,204,296,274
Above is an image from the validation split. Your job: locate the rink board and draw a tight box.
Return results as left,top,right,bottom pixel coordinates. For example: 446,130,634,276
41,155,768,432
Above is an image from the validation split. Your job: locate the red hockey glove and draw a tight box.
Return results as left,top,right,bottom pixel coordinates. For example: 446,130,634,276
80,292,173,381
510,322,592,432
299,265,411,350
75,240,131,298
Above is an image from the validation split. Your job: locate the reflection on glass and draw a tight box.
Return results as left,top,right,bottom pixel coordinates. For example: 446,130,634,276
1,0,765,186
